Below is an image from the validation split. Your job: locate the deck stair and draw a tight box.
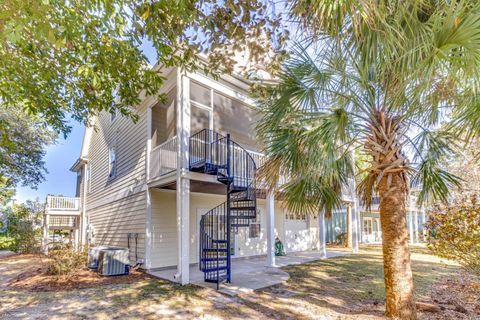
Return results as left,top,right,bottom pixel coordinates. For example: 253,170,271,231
190,129,257,288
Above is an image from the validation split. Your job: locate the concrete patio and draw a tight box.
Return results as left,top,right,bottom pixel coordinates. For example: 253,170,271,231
148,249,349,296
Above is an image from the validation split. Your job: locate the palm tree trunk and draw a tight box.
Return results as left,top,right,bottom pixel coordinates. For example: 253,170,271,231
363,112,417,319
378,173,416,319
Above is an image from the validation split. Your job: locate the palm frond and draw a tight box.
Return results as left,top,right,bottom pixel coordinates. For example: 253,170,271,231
410,129,463,205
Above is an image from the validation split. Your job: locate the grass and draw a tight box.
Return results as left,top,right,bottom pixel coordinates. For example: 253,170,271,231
0,245,467,319
281,246,458,302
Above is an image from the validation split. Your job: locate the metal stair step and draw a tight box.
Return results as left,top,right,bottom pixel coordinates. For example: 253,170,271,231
229,206,256,211
203,248,228,253
203,266,228,272
231,216,257,220
205,275,228,283
201,257,228,262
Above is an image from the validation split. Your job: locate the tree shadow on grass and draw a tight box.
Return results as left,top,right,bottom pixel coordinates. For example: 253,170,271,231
247,253,461,319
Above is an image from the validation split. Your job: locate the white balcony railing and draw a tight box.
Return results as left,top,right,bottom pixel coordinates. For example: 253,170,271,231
149,136,178,180
46,196,80,211
49,215,78,228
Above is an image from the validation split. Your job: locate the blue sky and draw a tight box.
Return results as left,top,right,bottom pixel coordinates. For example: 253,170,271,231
15,122,85,203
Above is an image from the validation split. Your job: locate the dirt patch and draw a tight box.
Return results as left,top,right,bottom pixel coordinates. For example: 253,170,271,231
418,272,480,319
8,266,152,292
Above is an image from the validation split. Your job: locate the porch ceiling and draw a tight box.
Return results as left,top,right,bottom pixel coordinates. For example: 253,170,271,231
156,179,227,195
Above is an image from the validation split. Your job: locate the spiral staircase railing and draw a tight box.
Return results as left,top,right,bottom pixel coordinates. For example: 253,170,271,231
190,129,257,289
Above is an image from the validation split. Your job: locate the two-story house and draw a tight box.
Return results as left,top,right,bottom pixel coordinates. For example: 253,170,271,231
44,63,362,288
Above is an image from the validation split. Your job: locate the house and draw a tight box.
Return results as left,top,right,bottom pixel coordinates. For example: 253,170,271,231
323,194,427,246
43,64,362,287
358,193,427,244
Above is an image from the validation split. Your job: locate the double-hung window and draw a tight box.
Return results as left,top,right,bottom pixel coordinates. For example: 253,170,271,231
108,147,117,178
249,209,261,238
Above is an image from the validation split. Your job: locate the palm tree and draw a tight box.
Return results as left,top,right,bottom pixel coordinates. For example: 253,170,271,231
255,2,480,318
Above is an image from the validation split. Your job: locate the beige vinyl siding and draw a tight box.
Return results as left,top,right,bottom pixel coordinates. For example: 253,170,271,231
85,104,148,263
149,190,286,268
150,190,177,268
88,192,146,263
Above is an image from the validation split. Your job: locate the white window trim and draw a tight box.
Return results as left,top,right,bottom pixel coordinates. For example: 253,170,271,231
249,222,261,239
363,217,373,235
108,146,117,179
186,72,255,106
110,109,119,123
248,209,262,239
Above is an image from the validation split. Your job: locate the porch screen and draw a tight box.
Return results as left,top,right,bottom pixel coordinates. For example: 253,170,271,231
190,81,211,106
191,105,210,134
213,92,258,150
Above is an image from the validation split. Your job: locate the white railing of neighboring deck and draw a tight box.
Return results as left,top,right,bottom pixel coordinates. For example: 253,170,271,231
46,196,80,211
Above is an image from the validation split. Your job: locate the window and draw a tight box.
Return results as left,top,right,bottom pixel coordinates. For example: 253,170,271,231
190,105,211,134
287,212,306,220
108,147,117,178
190,81,211,107
110,109,119,122
213,92,258,149
249,223,261,238
363,218,373,235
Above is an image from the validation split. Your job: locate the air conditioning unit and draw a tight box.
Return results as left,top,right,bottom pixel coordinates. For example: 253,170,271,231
88,246,111,269
97,247,129,276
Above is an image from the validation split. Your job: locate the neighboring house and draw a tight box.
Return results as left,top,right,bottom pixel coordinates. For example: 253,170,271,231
358,193,427,244
324,194,427,245
45,64,361,287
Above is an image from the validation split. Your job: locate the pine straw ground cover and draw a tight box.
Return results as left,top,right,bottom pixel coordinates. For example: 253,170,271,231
0,246,478,319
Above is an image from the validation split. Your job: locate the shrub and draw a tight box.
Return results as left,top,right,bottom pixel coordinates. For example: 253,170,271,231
4,203,42,252
0,234,15,250
426,195,480,275
46,246,88,276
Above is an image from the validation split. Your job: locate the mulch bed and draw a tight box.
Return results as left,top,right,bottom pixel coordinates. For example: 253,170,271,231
425,271,480,319
8,266,153,292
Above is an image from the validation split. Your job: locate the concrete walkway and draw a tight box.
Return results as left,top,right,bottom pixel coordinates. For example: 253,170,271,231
148,249,348,296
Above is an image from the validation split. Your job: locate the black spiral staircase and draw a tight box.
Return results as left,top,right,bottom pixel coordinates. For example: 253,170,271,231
189,129,257,289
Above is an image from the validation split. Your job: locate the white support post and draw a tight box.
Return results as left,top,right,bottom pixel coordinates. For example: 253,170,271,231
349,150,361,250
43,214,49,255
176,71,191,285
145,107,153,269
421,209,427,240
351,200,359,253
318,210,327,259
408,193,415,244
414,210,419,243
408,210,414,244
74,227,80,251
355,203,362,244
266,191,275,267
81,164,88,248
346,204,353,248
145,189,152,269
